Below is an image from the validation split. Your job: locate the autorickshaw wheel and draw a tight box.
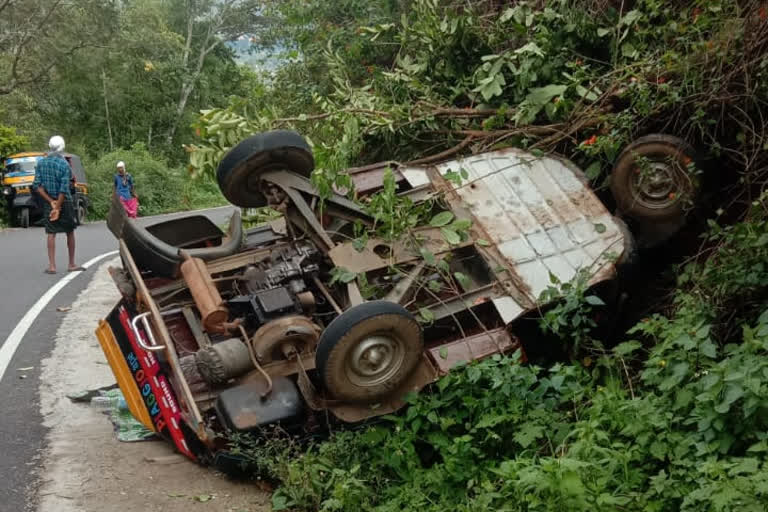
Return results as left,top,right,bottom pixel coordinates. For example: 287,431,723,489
216,130,314,208
76,201,87,225
315,301,423,403
19,207,29,228
610,134,699,222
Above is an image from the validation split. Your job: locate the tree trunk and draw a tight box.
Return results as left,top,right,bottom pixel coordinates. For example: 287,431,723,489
165,78,197,146
165,14,219,147
102,68,114,151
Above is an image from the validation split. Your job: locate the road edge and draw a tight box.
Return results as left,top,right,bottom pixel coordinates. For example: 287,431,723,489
0,250,118,381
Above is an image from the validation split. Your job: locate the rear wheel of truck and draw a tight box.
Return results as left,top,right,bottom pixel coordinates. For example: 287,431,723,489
18,207,30,228
76,200,87,225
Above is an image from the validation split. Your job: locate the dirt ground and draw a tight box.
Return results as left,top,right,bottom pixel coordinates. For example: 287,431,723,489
36,259,270,512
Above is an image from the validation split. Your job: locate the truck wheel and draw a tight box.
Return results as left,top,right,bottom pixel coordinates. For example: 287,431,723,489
610,134,698,222
76,201,87,225
19,207,30,228
216,130,314,208
315,301,423,403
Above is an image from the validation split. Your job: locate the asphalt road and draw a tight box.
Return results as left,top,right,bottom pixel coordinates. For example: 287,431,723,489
0,206,235,511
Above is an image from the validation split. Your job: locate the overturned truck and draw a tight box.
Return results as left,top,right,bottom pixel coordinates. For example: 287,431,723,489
95,131,697,466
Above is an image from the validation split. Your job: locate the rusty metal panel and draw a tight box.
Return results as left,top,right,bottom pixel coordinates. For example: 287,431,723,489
347,163,405,194
428,328,520,374
329,226,469,273
422,149,626,321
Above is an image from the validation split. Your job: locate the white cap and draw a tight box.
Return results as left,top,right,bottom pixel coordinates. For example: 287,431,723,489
48,135,65,152
116,161,125,168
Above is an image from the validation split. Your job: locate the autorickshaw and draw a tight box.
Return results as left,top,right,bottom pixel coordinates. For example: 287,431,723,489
1,152,90,227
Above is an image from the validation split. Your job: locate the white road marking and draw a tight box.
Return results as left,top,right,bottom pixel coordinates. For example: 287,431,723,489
0,250,118,381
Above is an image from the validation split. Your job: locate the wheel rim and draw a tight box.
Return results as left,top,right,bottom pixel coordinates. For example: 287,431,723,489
78,205,85,222
345,334,404,388
630,158,681,210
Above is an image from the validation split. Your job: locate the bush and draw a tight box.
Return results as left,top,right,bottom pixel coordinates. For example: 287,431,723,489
85,143,225,219
189,2,768,507
0,123,27,159
226,211,768,512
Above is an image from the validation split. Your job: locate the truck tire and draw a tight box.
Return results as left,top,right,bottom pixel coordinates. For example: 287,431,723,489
19,207,30,228
76,200,87,225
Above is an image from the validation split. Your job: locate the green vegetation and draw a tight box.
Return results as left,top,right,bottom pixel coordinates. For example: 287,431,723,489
0,0,259,225
86,145,224,219
229,202,768,511
3,0,768,509
0,123,27,158
185,1,768,510
188,0,768,194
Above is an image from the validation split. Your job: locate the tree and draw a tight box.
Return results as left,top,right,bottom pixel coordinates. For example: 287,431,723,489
21,0,260,160
0,123,27,159
164,0,264,146
0,0,114,95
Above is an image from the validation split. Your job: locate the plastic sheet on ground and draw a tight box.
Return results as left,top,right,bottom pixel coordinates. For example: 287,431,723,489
68,385,156,442
100,388,157,442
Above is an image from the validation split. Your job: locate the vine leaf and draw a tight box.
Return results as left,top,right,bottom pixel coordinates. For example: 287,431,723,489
430,211,455,227
428,280,442,292
420,248,436,265
441,227,461,245
330,267,357,284
585,295,605,306
450,219,472,231
419,308,435,324
454,272,470,289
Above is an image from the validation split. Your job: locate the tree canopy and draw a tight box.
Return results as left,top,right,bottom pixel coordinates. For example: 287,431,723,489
0,0,115,95
0,0,262,160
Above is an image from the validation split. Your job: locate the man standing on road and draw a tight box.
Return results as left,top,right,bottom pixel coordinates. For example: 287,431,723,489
32,135,83,274
113,161,138,218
